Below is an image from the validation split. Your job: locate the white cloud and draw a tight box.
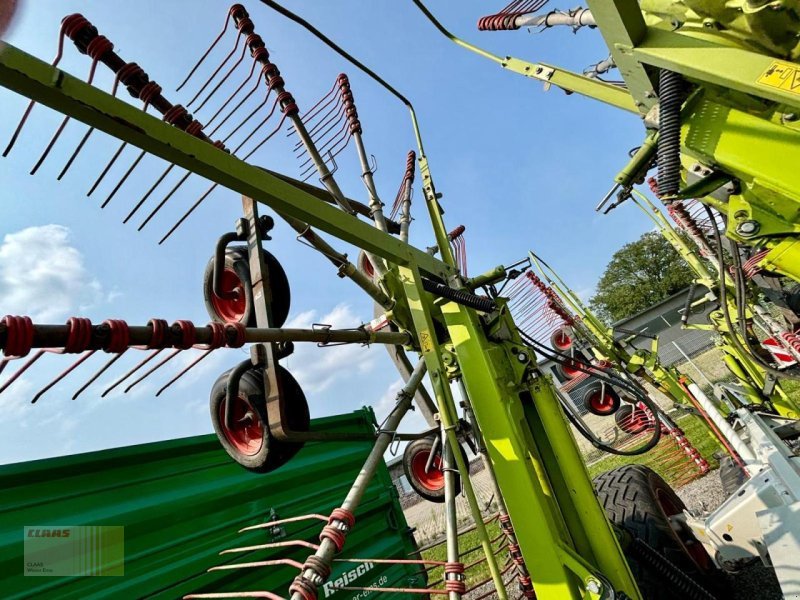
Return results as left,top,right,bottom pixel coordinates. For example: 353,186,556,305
0,225,103,321
281,303,377,394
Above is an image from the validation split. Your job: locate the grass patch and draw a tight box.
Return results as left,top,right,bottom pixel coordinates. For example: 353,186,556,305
586,413,723,487
421,518,503,592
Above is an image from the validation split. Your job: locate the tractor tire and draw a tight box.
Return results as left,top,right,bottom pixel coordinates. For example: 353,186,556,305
203,246,290,328
210,365,309,473
594,465,725,600
402,436,467,503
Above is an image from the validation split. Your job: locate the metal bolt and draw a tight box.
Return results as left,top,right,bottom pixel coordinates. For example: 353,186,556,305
585,578,602,594
517,352,528,363
535,67,543,74
782,112,798,123
736,220,760,236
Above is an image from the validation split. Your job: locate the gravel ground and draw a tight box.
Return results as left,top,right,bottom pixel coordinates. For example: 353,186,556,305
676,472,783,600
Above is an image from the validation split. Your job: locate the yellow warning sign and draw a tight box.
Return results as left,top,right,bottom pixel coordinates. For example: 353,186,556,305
757,61,800,95
420,330,434,353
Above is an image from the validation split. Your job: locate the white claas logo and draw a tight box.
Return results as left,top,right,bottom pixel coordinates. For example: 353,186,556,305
322,561,375,598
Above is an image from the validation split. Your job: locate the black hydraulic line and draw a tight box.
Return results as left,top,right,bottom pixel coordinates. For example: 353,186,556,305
258,1,417,117
517,329,662,455
656,69,684,197
704,205,800,382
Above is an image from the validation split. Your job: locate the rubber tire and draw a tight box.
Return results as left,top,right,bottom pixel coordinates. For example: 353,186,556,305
203,246,290,328
210,365,309,473
583,382,621,416
402,436,467,503
594,465,724,600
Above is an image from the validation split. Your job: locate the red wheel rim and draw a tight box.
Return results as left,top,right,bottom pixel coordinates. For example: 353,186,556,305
218,395,264,456
410,449,444,491
551,329,572,351
656,489,714,572
561,358,582,379
587,391,617,415
210,268,246,323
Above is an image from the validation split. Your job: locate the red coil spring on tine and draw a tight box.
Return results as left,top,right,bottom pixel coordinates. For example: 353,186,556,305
123,320,196,394
1,316,34,360
101,318,170,398
29,25,115,175
2,14,92,157
155,322,227,397
176,4,245,93
30,317,96,404
390,150,416,220
444,562,466,594
70,319,130,400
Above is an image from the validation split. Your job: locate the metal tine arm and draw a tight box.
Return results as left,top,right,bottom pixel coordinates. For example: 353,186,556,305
204,51,264,130
3,13,89,157
176,4,239,92
391,150,416,244
192,31,254,114
184,6,249,108
58,61,145,181
286,362,425,600
40,18,232,210
29,31,115,175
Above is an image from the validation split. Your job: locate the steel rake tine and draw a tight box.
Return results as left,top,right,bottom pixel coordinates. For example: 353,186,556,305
30,39,110,175
88,141,128,197
71,351,128,400
193,36,251,113
155,349,213,397
223,95,279,149
123,164,177,224
138,171,193,231
59,72,128,180
175,7,235,92
183,593,287,600
31,351,96,404
159,112,284,243
0,351,44,395
158,184,219,244
186,28,242,108
102,150,147,208
205,59,261,129
207,559,304,572
2,14,77,157
101,349,163,397
124,349,182,394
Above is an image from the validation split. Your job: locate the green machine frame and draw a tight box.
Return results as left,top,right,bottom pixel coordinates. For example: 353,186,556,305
0,38,640,600
412,0,800,283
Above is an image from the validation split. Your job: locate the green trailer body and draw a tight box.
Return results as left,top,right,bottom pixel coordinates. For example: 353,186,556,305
0,409,425,599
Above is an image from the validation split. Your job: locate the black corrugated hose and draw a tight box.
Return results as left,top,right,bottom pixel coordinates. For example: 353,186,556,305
657,69,685,197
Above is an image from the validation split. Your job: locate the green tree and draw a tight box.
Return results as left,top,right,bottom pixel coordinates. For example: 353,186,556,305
589,231,695,322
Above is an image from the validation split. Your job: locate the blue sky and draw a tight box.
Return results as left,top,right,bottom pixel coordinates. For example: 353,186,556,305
0,1,653,464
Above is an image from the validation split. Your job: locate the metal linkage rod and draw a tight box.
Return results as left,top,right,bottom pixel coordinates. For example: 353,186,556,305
391,150,416,244
288,361,426,600
0,317,410,354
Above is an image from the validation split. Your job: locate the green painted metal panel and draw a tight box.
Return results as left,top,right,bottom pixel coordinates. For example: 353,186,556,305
0,409,425,599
